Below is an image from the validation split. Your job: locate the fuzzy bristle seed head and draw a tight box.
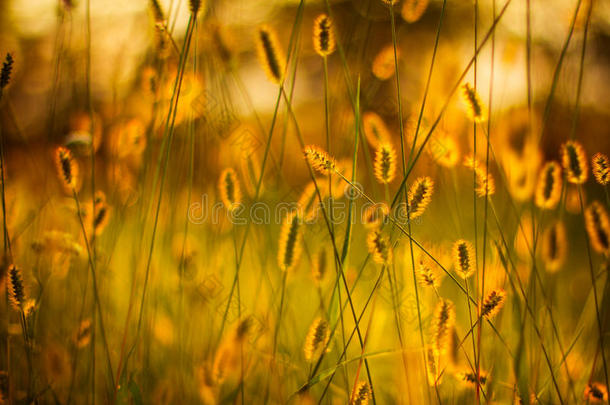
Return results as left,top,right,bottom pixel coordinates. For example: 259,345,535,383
541,220,567,272
453,239,475,278
362,203,390,229
304,317,330,361
304,145,336,174
431,298,455,355
374,142,397,184
312,249,327,284
257,25,285,84
278,212,303,272
584,382,608,403
313,14,336,57
367,229,392,265
481,289,506,319
55,146,78,191
189,0,201,15
218,168,242,213
535,161,562,209
150,0,165,23
592,153,610,185
362,112,391,149
402,0,429,23
372,45,398,80
352,381,371,405
461,83,487,123
585,201,610,255
561,141,588,184
407,176,434,219
416,257,439,288
1,53,13,89
8,264,26,310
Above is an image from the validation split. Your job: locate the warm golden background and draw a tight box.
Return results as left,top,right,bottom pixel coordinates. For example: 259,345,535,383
1,0,610,403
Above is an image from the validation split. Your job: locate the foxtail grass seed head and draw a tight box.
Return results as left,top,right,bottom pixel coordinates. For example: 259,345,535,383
457,370,487,387
150,0,165,24
304,145,336,174
374,142,397,184
407,176,434,218
584,382,608,403
426,347,441,386
541,220,567,272
453,239,475,278
431,298,455,355
461,82,487,123
352,381,371,405
367,229,392,265
481,289,506,319
585,201,610,255
313,14,336,57
592,153,609,185
535,161,562,209
1,53,13,89
362,112,391,149
75,319,93,348
561,141,588,184
189,0,201,15
362,203,390,229
372,45,398,80
55,146,78,191
304,317,330,361
402,0,429,23
89,191,110,236
416,257,439,288
312,248,327,284
218,168,242,212
278,212,303,272
8,264,26,310
464,156,494,197
257,25,285,84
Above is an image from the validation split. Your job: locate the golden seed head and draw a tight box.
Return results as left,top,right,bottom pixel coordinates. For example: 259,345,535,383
304,317,330,361
1,53,13,89
352,381,371,405
431,298,455,355
304,145,336,174
372,45,398,81
55,146,79,191
313,14,336,57
416,257,439,288
457,370,488,387
401,0,429,23
584,382,608,403
481,289,506,319
367,229,392,265
585,201,610,255
541,220,567,272
561,141,588,184
75,319,93,348
374,142,397,184
407,176,434,218
535,161,562,209
362,112,391,149
461,82,487,123
312,248,327,284
453,239,475,278
426,347,441,386
278,212,303,272
592,153,610,185
8,264,26,310
256,25,285,84
362,203,390,229
218,168,242,213
189,0,201,16
464,156,494,197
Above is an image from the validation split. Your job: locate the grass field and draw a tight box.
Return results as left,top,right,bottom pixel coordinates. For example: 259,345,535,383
1,0,610,403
